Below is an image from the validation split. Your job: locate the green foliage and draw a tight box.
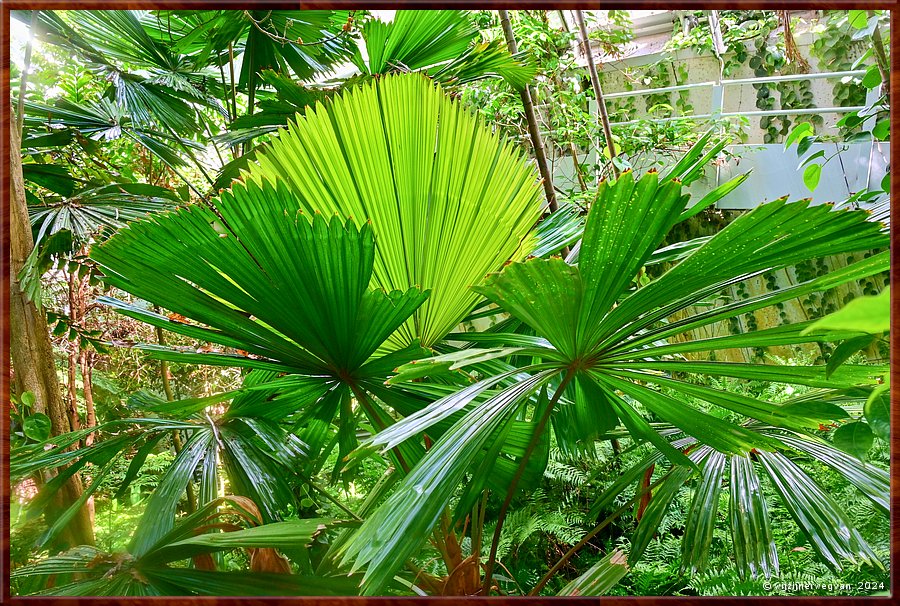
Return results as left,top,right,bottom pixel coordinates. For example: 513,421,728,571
10,8,891,599
247,73,543,349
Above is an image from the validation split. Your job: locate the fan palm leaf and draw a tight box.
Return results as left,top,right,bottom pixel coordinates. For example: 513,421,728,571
247,73,544,348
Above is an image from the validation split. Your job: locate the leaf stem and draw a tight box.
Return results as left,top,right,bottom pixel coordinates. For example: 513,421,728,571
481,368,574,594
347,382,411,474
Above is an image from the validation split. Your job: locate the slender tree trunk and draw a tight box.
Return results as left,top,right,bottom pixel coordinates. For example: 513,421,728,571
152,314,196,513
66,272,81,434
9,112,94,548
16,10,36,135
80,350,96,445
498,10,559,213
573,10,619,178
74,269,97,447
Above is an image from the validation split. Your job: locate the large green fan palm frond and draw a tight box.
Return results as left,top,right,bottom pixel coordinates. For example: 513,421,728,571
352,169,889,592
247,73,544,348
90,177,431,485
91,179,428,377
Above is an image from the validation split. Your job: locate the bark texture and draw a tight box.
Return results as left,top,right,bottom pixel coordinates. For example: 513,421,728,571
498,10,559,213
9,112,95,548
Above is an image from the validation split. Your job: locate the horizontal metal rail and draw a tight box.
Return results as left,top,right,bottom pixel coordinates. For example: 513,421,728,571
610,105,868,127
602,68,874,127
603,69,867,99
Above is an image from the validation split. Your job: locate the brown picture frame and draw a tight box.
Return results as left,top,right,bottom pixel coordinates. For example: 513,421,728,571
2,2,896,603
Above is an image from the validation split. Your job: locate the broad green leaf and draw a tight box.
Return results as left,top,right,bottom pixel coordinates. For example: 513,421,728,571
784,121,813,149
831,421,874,461
360,10,477,74
610,320,861,361
23,413,51,442
861,64,882,89
872,118,889,141
371,365,552,451
803,163,822,191
848,10,868,28
864,384,890,441
429,39,537,89
798,149,826,169
22,163,80,196
19,391,36,408
558,549,629,596
594,379,695,469
802,287,890,335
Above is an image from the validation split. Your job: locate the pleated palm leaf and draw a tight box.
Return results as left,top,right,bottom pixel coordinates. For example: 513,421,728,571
29,182,180,245
340,169,890,593
11,496,358,596
606,427,888,580
21,10,222,134
23,97,204,179
17,180,180,304
146,9,355,104
91,178,432,473
354,10,535,88
246,73,545,349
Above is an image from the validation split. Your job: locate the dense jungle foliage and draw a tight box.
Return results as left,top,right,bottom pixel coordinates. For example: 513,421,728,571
8,9,891,597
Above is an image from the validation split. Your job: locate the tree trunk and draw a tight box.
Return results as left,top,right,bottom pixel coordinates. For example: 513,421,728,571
9,112,94,548
80,349,96,446
498,10,559,213
573,10,619,178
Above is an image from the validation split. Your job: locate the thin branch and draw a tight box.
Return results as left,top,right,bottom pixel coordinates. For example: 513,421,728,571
498,10,559,214
243,10,354,47
529,468,677,595
573,10,619,178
